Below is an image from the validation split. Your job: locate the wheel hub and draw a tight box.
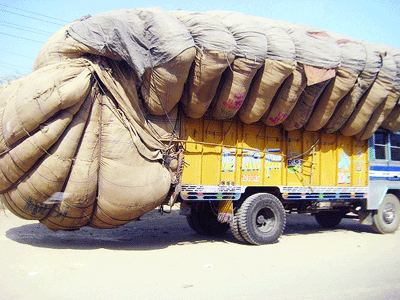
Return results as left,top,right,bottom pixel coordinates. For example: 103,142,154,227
383,203,396,224
256,209,275,233
257,215,266,225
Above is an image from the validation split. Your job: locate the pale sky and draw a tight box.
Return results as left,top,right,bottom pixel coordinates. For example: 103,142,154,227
1,0,399,82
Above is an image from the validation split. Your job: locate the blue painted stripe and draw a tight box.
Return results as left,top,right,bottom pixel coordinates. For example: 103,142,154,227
370,165,400,171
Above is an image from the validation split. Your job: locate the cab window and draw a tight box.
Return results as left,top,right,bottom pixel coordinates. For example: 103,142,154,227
390,134,400,161
374,133,387,160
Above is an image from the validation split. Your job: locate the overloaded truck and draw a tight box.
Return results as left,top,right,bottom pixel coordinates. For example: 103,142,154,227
1,8,400,245
173,115,400,244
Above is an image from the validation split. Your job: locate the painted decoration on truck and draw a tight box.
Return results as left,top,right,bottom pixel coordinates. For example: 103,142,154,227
338,150,351,184
287,152,302,173
265,149,282,178
242,150,262,172
241,150,262,182
355,148,365,186
221,148,236,172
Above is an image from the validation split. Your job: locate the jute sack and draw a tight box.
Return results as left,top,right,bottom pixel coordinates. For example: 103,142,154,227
0,191,53,220
283,78,332,131
41,90,101,231
0,101,83,191
341,71,394,136
32,23,101,71
305,67,358,131
147,105,179,140
382,100,400,132
0,94,92,220
141,47,196,115
212,57,263,119
0,60,92,153
357,89,400,140
181,49,235,118
89,96,171,229
0,78,30,152
238,59,295,124
263,63,307,126
324,71,377,133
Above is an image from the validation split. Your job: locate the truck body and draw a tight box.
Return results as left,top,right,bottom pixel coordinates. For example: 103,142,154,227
175,115,400,244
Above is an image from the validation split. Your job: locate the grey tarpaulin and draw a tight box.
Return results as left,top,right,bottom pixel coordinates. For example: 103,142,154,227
273,20,340,69
206,10,268,62
327,31,367,73
385,46,400,91
254,17,296,62
68,7,194,81
170,10,237,53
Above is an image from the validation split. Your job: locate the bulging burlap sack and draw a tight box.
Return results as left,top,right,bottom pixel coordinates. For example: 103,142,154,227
33,22,100,71
146,105,180,140
0,93,92,220
283,77,332,131
341,53,396,136
379,47,400,133
41,90,101,230
325,42,383,133
324,71,378,133
212,58,264,119
170,11,236,118
0,60,92,153
263,63,307,126
141,47,196,115
238,59,296,124
181,49,235,118
358,89,400,140
305,67,358,131
206,11,267,120
89,95,171,229
382,100,400,132
341,72,394,136
0,102,83,191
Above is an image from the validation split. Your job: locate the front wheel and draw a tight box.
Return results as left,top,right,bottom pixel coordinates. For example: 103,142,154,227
372,193,400,234
237,193,286,245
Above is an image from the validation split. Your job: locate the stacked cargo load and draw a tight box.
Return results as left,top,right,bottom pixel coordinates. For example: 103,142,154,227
1,7,400,231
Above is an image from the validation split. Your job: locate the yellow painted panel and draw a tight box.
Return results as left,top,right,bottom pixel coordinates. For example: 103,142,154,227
352,139,368,187
179,116,368,188
240,124,264,185
337,135,353,187
286,130,304,186
302,131,320,186
320,133,338,186
202,119,223,185
220,121,238,185
263,127,284,186
181,117,203,184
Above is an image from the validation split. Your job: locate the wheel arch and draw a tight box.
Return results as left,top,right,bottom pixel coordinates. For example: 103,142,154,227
387,189,400,203
239,186,282,204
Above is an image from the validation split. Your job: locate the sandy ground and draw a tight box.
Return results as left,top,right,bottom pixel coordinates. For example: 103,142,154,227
0,205,399,300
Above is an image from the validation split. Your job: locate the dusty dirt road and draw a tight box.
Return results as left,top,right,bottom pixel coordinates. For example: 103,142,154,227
1,206,399,300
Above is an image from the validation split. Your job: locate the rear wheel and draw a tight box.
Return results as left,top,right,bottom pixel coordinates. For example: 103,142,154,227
230,207,245,242
372,194,400,234
314,211,345,228
186,202,230,236
237,193,286,245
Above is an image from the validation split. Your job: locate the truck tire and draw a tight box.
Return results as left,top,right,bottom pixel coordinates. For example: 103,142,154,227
372,193,400,234
238,193,286,245
230,207,246,242
314,211,345,228
186,202,230,236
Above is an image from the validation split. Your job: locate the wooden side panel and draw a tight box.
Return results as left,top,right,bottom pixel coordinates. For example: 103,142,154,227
180,116,368,188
